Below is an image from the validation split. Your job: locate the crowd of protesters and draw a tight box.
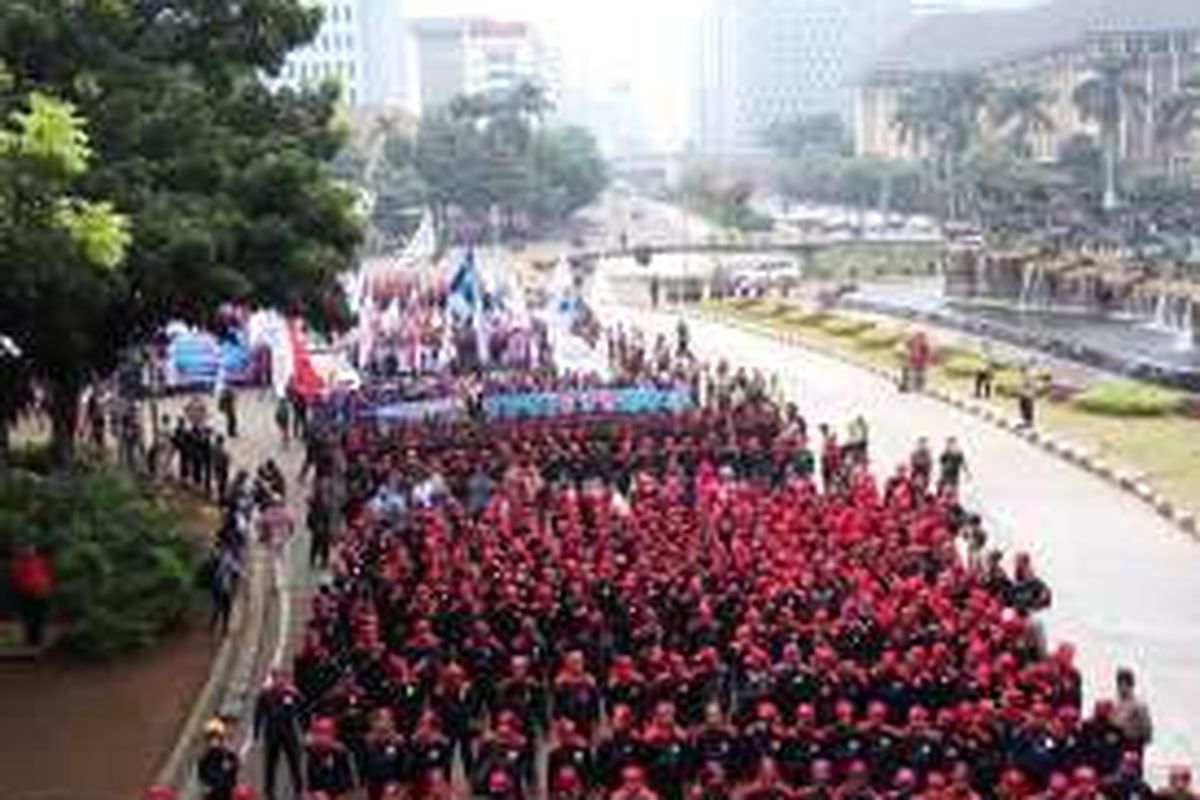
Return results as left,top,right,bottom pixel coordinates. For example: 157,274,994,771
170,317,1197,800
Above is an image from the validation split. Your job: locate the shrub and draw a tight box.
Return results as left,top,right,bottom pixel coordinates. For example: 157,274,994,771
785,309,830,328
728,296,761,312
857,326,906,350
822,316,875,337
6,443,56,474
995,369,1053,398
943,352,987,378
1073,381,1187,417
0,467,201,658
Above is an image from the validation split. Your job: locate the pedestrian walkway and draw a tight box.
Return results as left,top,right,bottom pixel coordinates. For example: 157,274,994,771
152,389,319,799
613,306,1200,781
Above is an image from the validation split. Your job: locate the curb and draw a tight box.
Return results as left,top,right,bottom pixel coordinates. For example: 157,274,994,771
154,544,273,792
694,308,1200,542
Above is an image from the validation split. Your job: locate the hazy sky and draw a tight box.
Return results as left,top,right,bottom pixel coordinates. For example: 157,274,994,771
408,0,1043,149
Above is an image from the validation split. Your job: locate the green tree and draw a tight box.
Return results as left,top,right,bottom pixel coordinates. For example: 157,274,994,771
530,126,608,221
1155,74,1200,182
675,167,771,233
350,126,429,252
1073,56,1147,211
1056,133,1104,191
0,88,131,463
991,84,1055,159
893,72,993,219
0,0,361,464
413,84,606,241
762,113,852,158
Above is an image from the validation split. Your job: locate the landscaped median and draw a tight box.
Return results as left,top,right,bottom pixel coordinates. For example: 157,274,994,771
702,297,1200,527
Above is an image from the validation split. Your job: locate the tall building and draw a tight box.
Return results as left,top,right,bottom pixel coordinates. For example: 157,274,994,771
411,18,559,114
274,0,414,113
857,0,1200,165
558,80,654,159
691,0,911,156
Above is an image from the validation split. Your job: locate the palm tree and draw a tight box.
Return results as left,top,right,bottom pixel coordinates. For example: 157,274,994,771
892,72,992,220
991,84,1055,159
1072,56,1148,211
1155,74,1200,181
893,83,941,157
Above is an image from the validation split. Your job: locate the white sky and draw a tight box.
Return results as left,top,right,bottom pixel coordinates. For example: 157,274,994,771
408,0,1043,150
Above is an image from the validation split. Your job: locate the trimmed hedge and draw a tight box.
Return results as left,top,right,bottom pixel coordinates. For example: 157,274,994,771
0,467,201,658
942,353,988,378
784,309,830,328
856,326,907,350
1073,381,1188,417
822,316,875,337
994,369,1053,398
728,297,760,311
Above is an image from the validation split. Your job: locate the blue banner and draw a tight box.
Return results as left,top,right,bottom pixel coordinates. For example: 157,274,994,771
484,387,693,419
166,328,258,388
365,397,466,423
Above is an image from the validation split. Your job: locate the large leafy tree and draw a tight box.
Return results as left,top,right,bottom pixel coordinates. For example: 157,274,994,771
410,83,606,242
0,86,131,461
0,0,362,463
530,126,608,222
1073,56,1147,211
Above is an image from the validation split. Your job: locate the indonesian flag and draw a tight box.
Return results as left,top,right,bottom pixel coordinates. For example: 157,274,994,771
287,318,325,399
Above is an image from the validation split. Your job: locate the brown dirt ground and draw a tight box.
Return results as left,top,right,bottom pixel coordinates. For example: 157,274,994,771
0,390,285,800
0,615,217,800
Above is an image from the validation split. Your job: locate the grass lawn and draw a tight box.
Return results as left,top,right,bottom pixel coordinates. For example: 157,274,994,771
706,298,1200,515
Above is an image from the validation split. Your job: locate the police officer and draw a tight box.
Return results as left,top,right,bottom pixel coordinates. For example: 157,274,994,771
254,668,305,800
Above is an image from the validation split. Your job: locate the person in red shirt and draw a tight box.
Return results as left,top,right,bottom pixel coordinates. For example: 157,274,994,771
612,765,660,800
10,544,54,647
906,333,931,393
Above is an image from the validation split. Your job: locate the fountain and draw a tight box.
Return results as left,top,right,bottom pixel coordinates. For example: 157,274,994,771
1143,283,1197,353
1019,261,1036,309
844,245,1200,390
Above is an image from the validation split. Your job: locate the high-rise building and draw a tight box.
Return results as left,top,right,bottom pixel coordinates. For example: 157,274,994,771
691,0,911,156
411,18,559,114
558,79,654,159
273,0,414,113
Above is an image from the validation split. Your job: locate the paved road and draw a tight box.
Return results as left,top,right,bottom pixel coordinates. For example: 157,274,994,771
612,305,1200,780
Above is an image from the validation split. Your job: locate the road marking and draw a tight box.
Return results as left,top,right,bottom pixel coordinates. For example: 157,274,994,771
237,537,295,760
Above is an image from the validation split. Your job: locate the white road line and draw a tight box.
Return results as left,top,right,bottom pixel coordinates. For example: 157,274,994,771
237,539,294,760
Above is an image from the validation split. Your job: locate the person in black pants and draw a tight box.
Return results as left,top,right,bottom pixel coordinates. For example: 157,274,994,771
213,435,231,504
254,669,305,800
307,485,333,569
218,386,239,438
1017,367,1037,429
172,418,190,482
197,719,240,800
